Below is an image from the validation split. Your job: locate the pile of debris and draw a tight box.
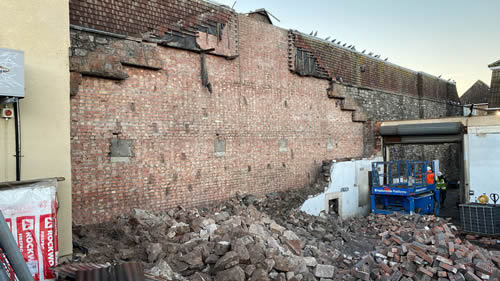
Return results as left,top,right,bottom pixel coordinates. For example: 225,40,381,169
71,186,500,281
352,214,500,281
73,193,350,281
255,191,376,259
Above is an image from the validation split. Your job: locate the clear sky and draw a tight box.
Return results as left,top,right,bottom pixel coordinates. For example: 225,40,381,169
215,0,500,96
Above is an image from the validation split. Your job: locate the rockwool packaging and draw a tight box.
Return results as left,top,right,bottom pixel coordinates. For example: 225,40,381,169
0,179,58,281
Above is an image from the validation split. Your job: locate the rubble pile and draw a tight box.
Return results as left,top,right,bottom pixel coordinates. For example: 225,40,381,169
352,214,500,281
255,191,377,259
73,192,351,281
72,185,500,281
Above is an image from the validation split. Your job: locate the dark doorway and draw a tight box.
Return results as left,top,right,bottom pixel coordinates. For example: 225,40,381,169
329,198,339,215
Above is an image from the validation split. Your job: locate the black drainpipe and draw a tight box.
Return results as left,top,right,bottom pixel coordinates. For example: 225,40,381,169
13,100,21,181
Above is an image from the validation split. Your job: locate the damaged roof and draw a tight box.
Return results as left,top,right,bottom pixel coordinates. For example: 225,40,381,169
289,31,460,102
69,0,235,38
460,80,490,105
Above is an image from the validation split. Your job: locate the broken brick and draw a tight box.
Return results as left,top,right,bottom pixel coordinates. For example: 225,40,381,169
438,271,448,277
380,262,393,274
418,266,434,277
474,261,492,275
437,255,454,266
464,271,482,281
440,262,458,274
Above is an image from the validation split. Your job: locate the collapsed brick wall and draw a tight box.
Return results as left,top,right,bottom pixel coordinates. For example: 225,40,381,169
69,0,463,224
70,16,364,224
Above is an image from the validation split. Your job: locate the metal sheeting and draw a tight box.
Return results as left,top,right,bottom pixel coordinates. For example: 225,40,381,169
159,31,201,52
56,262,146,281
379,122,463,136
76,263,144,281
56,262,109,279
383,135,463,144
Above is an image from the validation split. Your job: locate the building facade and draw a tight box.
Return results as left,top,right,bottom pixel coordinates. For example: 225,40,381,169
488,60,500,114
68,0,462,224
0,0,72,258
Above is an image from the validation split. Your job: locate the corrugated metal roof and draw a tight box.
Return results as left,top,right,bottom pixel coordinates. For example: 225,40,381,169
56,262,109,279
76,263,144,281
55,262,153,281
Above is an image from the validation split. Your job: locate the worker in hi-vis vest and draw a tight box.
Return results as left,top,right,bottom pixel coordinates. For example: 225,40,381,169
425,166,435,184
435,172,447,207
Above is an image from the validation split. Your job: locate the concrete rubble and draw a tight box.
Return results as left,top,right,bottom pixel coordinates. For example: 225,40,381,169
72,178,500,281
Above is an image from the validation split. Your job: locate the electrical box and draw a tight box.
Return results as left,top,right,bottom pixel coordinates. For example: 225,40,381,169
1,107,14,118
0,48,25,98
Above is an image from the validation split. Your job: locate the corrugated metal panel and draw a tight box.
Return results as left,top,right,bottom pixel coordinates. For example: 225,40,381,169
380,122,463,136
384,135,462,144
56,262,109,279
56,262,149,281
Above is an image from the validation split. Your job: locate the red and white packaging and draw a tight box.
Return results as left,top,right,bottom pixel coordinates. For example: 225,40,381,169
0,218,16,281
39,214,57,279
0,179,58,281
0,248,16,281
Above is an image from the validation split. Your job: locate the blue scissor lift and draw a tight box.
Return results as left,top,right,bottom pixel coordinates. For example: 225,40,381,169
370,160,440,215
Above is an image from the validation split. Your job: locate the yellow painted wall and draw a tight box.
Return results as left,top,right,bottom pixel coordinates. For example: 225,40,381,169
0,0,72,258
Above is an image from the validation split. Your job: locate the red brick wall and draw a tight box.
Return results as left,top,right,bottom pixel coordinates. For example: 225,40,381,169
71,16,364,224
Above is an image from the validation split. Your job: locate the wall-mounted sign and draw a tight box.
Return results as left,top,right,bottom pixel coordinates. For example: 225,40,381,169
0,48,25,98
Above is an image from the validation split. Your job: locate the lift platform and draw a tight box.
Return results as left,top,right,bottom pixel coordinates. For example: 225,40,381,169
370,160,440,215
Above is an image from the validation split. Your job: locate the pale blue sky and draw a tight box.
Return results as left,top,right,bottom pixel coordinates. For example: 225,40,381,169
216,0,500,96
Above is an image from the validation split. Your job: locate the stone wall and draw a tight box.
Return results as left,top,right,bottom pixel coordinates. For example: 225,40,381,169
344,86,463,180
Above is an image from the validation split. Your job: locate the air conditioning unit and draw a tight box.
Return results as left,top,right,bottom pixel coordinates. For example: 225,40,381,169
0,48,25,98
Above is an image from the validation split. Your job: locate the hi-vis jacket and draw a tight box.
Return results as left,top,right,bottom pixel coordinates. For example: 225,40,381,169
435,177,446,190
